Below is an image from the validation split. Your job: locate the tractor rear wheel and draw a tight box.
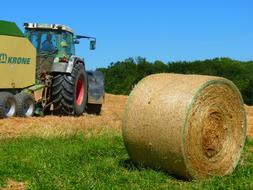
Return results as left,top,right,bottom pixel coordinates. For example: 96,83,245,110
15,93,35,117
51,62,87,115
0,92,17,118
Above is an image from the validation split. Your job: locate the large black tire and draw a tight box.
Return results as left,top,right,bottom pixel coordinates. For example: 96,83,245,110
86,104,102,115
0,92,17,118
15,93,35,117
51,62,88,115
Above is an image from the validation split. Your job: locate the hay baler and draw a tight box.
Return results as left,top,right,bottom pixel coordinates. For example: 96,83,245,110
0,20,104,118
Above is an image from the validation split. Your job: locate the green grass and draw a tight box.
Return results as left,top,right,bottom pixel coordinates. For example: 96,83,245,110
0,132,253,190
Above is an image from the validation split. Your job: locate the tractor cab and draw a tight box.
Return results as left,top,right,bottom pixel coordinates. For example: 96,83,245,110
24,23,96,81
24,23,76,58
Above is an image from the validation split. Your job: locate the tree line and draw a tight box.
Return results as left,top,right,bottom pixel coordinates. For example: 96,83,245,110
97,57,253,105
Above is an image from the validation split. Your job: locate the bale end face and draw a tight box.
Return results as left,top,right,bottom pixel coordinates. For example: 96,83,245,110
183,80,246,179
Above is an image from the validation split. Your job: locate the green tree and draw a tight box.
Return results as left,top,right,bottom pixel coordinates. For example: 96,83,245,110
98,57,253,105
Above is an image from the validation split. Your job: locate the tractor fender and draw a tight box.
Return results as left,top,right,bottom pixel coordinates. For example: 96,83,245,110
87,71,105,104
51,56,85,73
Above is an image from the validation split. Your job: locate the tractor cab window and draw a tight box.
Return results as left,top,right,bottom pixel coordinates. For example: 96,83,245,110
61,31,75,55
29,32,39,49
41,32,57,52
26,30,40,50
25,30,75,56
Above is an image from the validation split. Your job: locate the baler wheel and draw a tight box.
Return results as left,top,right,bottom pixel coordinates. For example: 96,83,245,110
0,92,17,118
15,93,35,117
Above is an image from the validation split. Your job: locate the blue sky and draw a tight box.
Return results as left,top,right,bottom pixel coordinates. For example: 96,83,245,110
1,0,253,69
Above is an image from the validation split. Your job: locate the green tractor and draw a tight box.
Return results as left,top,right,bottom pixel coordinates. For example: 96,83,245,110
0,20,104,118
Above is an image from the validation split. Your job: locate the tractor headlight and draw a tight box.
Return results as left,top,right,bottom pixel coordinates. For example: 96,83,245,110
54,57,60,63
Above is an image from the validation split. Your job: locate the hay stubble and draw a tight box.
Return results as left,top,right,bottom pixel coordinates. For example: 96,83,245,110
0,94,127,138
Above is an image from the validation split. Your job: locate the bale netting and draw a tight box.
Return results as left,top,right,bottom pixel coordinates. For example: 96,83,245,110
122,73,247,180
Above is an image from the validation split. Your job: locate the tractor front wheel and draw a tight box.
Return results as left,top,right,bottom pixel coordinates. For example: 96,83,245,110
51,62,87,115
0,92,17,118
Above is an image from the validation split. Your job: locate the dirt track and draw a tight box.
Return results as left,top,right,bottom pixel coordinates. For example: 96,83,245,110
0,93,253,139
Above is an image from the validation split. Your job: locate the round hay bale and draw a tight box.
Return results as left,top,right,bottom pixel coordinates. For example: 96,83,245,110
122,73,247,180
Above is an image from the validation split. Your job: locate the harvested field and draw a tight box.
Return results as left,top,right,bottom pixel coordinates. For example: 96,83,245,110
0,180,26,190
0,93,253,189
0,93,253,139
246,105,253,139
0,94,127,138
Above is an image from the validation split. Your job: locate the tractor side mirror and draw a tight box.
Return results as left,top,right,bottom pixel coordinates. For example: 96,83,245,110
90,40,96,50
74,39,80,44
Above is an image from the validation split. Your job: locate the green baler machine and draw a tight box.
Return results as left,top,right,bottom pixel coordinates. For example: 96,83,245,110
0,20,104,118
0,21,36,89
